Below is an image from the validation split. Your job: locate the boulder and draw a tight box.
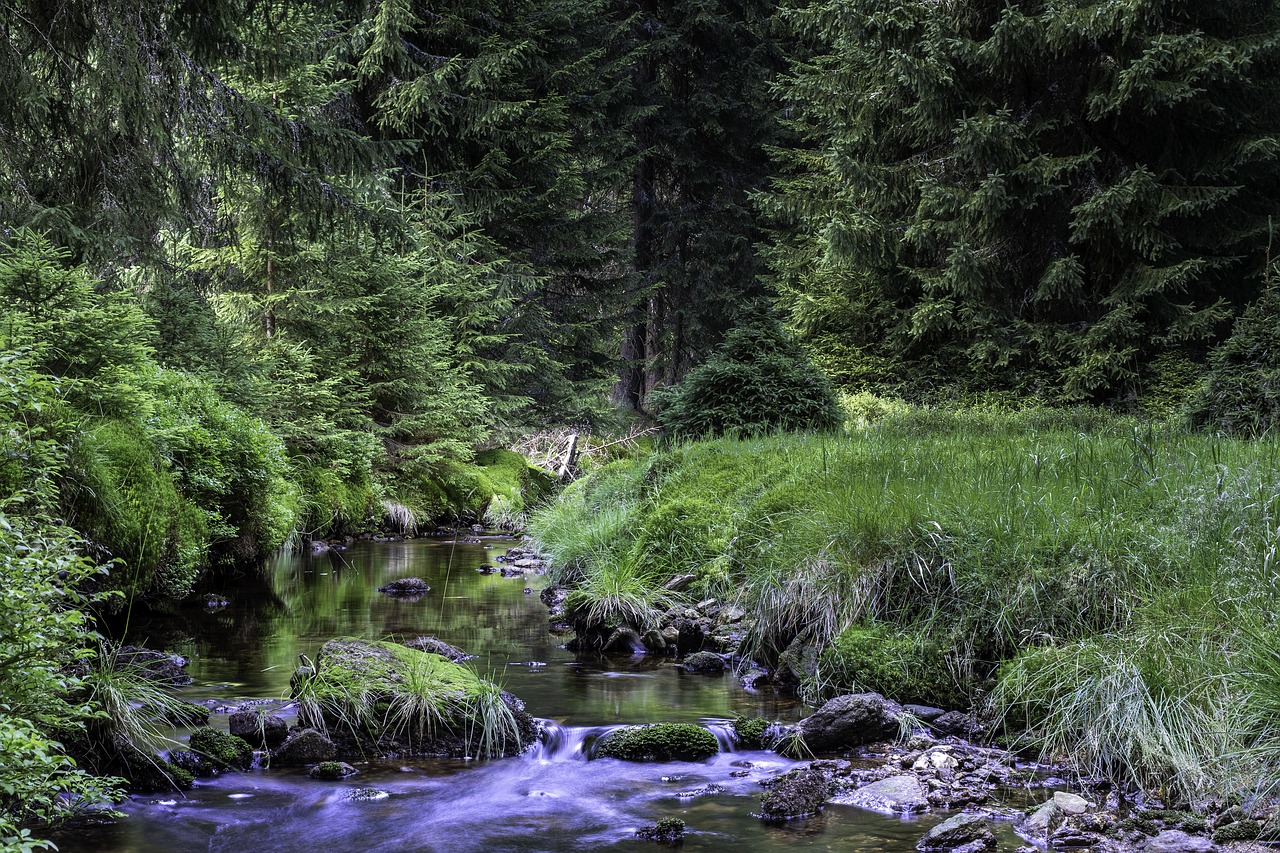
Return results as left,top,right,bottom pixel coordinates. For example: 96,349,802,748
594,724,719,762
759,766,830,821
788,692,903,754
917,813,997,851
188,727,254,771
377,577,431,597
114,646,191,685
1144,831,1219,853
904,704,947,723
636,817,685,843
681,651,726,674
308,761,358,780
271,728,337,766
229,710,289,749
832,775,930,814
400,636,474,662
932,711,982,738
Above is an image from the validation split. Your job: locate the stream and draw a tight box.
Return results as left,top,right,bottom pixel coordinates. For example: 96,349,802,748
51,536,1015,852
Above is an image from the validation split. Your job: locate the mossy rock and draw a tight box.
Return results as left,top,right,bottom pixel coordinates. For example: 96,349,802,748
758,766,830,821
636,817,686,843
733,717,770,749
1214,820,1262,843
291,637,533,759
682,651,726,674
593,723,719,762
188,726,255,771
309,761,359,780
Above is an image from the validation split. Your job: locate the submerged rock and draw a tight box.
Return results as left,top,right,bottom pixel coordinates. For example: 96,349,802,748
832,775,929,814
309,761,359,780
593,723,719,762
681,651,726,674
758,766,830,821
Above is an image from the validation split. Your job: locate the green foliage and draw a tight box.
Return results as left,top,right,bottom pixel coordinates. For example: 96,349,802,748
1187,284,1280,435
653,317,840,438
765,0,1280,402
592,723,719,762
733,717,770,749
816,624,968,709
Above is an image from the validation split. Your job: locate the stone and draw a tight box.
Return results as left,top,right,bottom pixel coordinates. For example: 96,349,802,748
377,577,431,597
400,636,474,662
681,651,726,674
914,749,960,771
917,813,997,851
271,728,336,766
114,646,191,685
636,818,685,843
832,775,930,814
932,711,982,738
308,761,358,780
904,704,948,723
789,692,903,754
1053,792,1093,815
229,710,289,749
1144,830,1219,853
759,767,830,821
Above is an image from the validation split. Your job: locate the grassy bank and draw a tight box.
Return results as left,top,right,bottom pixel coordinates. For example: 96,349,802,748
529,404,1280,801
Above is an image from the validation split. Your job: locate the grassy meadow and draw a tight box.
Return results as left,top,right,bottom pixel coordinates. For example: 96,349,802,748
529,401,1280,802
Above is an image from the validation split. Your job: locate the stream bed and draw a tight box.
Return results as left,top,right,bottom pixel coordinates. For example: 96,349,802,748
51,537,1022,853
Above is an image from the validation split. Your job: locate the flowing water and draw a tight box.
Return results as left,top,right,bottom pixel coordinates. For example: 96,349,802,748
51,537,1013,853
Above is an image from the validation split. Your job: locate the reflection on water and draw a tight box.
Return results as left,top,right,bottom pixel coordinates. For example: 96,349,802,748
57,538,1015,853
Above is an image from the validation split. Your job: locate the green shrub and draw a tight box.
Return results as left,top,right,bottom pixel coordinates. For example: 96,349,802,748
593,724,719,762
1188,284,1280,435
652,316,840,438
815,624,968,708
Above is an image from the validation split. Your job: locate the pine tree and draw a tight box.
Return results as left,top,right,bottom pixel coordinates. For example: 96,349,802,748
765,0,1280,400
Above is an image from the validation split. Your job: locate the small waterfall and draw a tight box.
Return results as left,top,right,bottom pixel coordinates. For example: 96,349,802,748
704,719,738,753
528,721,624,761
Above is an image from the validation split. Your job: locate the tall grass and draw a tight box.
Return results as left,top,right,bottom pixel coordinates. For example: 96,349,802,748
528,400,1280,795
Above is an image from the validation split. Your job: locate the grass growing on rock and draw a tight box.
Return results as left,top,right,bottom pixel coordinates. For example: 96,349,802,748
529,400,1280,799
292,638,525,759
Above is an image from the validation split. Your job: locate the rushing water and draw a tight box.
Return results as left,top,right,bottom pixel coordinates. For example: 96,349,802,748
51,537,1010,853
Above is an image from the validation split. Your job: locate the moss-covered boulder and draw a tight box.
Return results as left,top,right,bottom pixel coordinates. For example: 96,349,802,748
271,728,336,766
733,717,770,749
593,723,719,762
188,726,255,771
636,817,686,843
759,766,830,821
291,638,535,759
309,761,359,780
682,651,726,674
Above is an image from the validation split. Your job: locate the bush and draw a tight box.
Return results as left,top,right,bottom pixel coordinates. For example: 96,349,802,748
593,723,719,762
652,317,840,438
1188,284,1280,435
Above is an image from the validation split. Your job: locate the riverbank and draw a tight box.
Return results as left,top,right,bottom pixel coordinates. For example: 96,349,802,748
527,406,1280,805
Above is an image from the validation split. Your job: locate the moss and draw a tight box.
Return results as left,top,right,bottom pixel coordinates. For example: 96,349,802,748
188,726,254,771
1214,820,1262,843
816,623,968,708
733,716,769,749
593,723,719,762
291,638,530,758
309,761,358,780
636,817,686,843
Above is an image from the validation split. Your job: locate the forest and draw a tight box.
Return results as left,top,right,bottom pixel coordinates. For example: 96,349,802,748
4,0,1280,850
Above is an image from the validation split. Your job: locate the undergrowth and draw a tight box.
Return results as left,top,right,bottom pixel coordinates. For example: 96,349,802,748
529,399,1280,799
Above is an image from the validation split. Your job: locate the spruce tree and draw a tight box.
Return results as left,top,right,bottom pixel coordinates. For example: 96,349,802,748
765,0,1280,400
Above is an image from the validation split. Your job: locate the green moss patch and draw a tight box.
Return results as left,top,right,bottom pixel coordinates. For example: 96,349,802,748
188,727,254,771
593,723,719,762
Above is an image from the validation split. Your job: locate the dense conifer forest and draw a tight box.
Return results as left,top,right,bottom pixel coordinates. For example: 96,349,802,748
5,1,1280,848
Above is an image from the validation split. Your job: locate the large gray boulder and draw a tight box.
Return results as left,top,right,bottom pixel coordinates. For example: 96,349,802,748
229,710,289,749
758,766,831,821
271,728,336,766
1144,831,1219,853
787,692,903,755
917,813,997,852
831,775,930,814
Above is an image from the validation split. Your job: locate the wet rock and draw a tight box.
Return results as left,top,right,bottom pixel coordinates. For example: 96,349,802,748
602,626,647,655
636,817,685,843
271,728,337,766
732,717,770,749
913,749,960,772
1144,830,1218,853
400,636,475,662
917,813,996,851
476,564,496,574
228,710,289,749
499,567,525,578
1024,792,1094,836
681,651,726,674
594,724,719,762
377,577,431,597
309,761,359,780
675,783,726,799
151,699,210,728
759,766,830,821
114,646,191,685
904,704,947,723
832,775,930,814
931,711,983,738
786,692,903,755
188,727,254,771
168,749,212,779
345,788,390,802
